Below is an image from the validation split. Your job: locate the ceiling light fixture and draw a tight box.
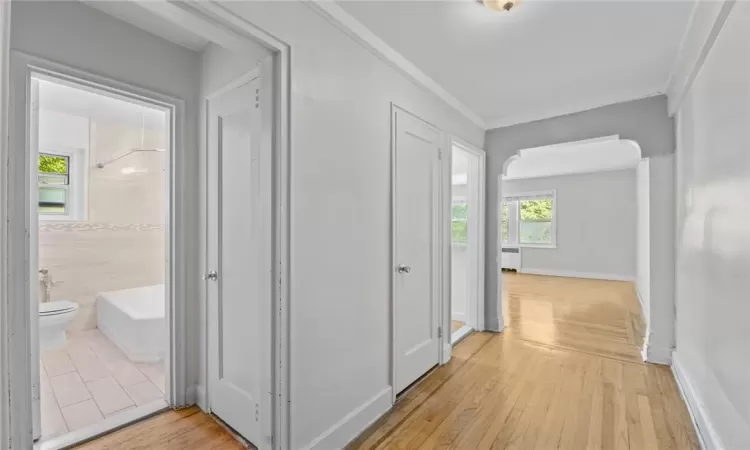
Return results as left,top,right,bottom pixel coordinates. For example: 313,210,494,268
479,0,520,12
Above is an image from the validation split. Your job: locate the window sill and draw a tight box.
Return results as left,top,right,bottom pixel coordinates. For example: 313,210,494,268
519,243,557,249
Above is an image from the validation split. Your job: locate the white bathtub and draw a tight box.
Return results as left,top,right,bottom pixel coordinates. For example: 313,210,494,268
96,284,165,363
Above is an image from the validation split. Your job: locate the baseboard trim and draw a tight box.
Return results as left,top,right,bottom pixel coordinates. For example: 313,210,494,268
519,268,636,282
641,341,671,365
302,387,392,450
671,352,725,450
485,316,505,333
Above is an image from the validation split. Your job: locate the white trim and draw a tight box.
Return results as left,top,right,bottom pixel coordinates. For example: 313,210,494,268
301,388,392,450
302,0,486,130
519,268,636,282
502,162,640,182
34,400,168,450
666,0,735,116
450,325,472,346
180,3,292,448
640,339,671,366
672,352,725,450
0,1,11,448
450,138,486,332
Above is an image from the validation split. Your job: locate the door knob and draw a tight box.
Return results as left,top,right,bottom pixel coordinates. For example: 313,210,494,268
205,270,218,281
397,264,411,274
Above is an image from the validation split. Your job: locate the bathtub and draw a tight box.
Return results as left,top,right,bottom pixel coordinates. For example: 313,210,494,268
96,284,165,363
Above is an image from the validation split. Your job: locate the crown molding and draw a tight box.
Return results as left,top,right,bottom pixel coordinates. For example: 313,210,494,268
302,0,487,130
665,0,736,116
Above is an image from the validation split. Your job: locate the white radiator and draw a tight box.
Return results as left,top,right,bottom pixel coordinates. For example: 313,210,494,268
501,246,521,271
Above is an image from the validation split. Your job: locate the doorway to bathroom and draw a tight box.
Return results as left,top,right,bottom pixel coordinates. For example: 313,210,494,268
450,141,486,344
12,58,180,448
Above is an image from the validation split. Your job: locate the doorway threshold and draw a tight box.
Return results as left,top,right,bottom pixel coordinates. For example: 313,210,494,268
451,325,473,346
35,400,168,450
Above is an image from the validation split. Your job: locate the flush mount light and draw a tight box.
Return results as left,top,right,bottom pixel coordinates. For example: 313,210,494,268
479,0,520,12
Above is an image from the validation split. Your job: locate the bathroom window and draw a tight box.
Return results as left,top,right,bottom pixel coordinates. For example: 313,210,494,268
38,150,86,221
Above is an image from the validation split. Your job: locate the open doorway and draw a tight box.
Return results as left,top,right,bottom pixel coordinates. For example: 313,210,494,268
497,136,646,362
15,64,176,448
450,141,485,345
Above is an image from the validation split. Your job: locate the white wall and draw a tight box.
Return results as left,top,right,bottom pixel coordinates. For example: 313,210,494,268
673,3,750,449
636,159,651,323
502,169,637,280
216,2,485,448
10,0,202,403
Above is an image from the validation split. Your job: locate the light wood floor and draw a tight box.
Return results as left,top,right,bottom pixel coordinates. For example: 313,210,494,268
349,273,699,450
80,273,699,450
451,320,466,333
75,407,250,449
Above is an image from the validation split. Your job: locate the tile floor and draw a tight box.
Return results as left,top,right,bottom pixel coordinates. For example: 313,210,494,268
40,328,165,441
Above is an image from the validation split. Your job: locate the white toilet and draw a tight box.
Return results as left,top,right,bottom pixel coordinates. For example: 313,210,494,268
39,300,79,351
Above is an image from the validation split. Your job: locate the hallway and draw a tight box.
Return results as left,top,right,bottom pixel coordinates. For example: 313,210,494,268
349,274,699,449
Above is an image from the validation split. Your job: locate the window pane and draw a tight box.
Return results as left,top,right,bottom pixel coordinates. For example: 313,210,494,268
39,187,67,214
519,198,552,221
520,221,551,244
501,201,509,244
451,202,468,243
39,154,69,175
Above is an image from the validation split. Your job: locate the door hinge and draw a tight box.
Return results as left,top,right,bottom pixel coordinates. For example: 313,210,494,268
438,149,442,160
438,326,443,339
255,402,260,422
255,88,260,109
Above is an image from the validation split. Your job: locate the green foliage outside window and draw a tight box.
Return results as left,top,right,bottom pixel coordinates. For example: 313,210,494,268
519,199,552,221
39,155,68,174
452,203,468,243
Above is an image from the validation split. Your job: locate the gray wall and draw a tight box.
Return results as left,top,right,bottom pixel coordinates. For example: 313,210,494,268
485,95,674,330
503,168,637,278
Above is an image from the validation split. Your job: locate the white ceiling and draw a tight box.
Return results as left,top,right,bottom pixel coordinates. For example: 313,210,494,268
338,0,695,128
38,78,167,130
503,136,642,179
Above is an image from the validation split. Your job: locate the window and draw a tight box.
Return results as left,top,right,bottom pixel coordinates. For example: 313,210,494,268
38,153,70,215
519,197,553,245
38,150,86,221
501,201,509,244
502,191,556,247
451,201,468,243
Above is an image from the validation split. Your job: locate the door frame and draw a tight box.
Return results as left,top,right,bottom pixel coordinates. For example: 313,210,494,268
450,138,486,336
389,104,447,403
186,3,292,449
4,51,186,448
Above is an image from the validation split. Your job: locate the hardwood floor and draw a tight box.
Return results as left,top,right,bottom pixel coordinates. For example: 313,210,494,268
451,320,466,333
75,407,250,449
348,273,699,450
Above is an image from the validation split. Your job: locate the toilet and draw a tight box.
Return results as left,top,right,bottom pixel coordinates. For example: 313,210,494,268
39,300,79,351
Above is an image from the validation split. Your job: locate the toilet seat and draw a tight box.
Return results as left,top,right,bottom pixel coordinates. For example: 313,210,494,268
39,300,79,316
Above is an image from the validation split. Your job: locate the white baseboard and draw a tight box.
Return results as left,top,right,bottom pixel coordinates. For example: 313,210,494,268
641,341,671,365
485,316,505,333
672,352,725,450
519,268,636,282
302,387,392,450
451,311,467,323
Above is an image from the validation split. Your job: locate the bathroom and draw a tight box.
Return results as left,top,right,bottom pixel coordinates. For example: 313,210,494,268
35,76,169,442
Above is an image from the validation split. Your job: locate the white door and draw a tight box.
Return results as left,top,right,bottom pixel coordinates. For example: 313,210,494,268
393,108,442,394
207,73,271,447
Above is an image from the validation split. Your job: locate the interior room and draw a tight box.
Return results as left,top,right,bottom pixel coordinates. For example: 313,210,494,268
1,1,749,450
35,75,168,442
